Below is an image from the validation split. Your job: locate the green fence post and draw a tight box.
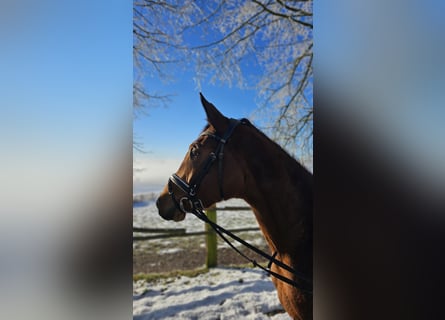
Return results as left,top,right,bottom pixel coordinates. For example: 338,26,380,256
205,204,217,268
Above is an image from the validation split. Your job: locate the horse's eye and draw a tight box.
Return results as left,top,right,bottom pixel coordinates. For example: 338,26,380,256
190,146,199,160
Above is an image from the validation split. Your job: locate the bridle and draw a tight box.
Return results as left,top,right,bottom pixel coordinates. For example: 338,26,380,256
167,117,313,294
168,118,243,214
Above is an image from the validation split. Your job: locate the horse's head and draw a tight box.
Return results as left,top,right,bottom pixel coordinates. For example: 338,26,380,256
156,93,246,221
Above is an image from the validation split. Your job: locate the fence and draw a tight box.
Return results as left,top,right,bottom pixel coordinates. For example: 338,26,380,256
133,204,259,268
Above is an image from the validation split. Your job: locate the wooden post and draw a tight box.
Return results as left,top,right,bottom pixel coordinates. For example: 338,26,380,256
205,204,217,268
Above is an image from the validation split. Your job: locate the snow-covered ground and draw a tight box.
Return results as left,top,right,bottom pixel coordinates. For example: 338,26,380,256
133,267,291,320
133,193,287,319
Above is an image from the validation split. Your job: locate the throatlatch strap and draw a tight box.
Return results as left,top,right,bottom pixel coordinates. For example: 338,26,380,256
267,251,278,270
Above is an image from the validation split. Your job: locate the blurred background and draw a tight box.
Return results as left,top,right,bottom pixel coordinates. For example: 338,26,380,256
0,1,132,319
315,1,445,319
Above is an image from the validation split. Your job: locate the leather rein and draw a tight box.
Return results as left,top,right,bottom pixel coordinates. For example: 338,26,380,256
167,118,312,294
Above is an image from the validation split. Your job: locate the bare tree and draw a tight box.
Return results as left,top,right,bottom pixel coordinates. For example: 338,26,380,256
187,0,313,161
133,0,313,163
133,1,197,113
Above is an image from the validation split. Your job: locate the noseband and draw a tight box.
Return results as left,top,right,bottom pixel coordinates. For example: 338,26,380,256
168,118,245,214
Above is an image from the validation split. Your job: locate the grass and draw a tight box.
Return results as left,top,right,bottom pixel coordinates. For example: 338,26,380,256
132,261,271,283
133,235,206,254
133,266,209,282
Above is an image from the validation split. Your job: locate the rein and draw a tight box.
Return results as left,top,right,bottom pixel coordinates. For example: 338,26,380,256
190,207,313,294
167,118,313,294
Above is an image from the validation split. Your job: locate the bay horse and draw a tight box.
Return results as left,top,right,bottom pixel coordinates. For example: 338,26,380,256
156,93,313,319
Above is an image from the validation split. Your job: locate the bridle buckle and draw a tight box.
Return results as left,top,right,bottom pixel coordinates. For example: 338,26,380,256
179,197,203,213
179,197,193,213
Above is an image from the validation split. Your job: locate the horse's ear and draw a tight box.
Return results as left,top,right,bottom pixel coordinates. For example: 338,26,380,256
200,93,229,133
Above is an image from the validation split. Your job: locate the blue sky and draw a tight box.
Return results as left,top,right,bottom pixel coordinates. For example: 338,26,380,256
133,77,259,158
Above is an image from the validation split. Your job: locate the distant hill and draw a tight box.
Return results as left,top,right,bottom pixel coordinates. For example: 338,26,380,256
133,192,159,207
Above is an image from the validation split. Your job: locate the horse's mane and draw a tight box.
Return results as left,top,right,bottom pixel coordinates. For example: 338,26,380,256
242,120,309,173
201,118,309,174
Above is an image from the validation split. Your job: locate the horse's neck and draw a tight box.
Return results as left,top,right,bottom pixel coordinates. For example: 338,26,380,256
241,146,312,265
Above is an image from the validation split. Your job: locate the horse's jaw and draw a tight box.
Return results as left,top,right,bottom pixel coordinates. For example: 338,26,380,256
156,195,186,221
172,211,186,221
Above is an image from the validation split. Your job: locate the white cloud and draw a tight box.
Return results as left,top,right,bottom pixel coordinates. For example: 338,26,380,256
133,154,183,193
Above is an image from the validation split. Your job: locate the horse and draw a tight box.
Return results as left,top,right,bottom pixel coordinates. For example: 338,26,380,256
156,93,313,320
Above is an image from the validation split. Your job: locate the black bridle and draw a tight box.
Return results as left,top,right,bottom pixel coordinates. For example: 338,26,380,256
168,118,243,213
167,118,312,294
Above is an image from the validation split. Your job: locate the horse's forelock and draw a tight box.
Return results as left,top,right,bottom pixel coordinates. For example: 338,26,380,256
200,123,218,136
201,124,211,133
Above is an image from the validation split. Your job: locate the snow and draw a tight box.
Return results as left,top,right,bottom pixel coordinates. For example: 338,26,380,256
133,196,267,254
133,194,285,318
133,267,291,320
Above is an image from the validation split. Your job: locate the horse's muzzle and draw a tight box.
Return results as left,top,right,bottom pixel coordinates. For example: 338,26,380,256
156,194,186,221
